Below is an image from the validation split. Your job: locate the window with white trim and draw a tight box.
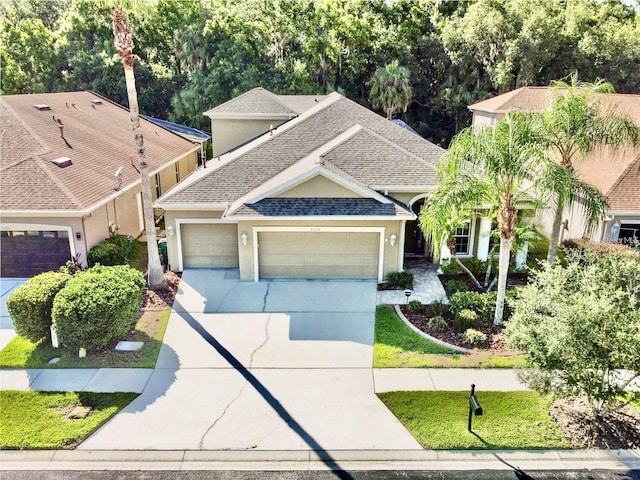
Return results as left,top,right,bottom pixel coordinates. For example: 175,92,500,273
453,221,471,255
155,174,161,198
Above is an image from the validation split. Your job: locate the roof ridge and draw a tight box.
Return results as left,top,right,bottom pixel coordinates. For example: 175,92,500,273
605,153,640,197
0,98,50,170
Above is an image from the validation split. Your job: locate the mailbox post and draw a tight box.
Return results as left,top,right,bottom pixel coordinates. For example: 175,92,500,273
468,383,483,432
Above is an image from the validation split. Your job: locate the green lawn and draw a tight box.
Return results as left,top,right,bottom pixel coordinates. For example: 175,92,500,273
0,390,137,449
374,306,525,368
378,390,572,449
0,309,170,369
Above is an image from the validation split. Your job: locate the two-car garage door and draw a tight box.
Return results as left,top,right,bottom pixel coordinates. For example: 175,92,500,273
258,231,379,280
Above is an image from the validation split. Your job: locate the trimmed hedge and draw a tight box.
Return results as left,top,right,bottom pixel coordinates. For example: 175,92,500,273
445,279,468,296
6,272,71,343
385,271,414,289
87,235,131,267
52,265,145,350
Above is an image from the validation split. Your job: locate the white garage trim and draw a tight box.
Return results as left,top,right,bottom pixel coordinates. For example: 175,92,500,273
251,226,385,282
0,223,76,257
174,218,237,271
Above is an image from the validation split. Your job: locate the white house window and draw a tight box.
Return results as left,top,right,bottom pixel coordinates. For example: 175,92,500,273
453,222,471,255
174,163,180,183
155,174,161,198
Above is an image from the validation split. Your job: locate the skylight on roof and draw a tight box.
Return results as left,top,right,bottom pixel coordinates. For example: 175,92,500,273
33,104,51,111
51,157,72,168
90,99,102,105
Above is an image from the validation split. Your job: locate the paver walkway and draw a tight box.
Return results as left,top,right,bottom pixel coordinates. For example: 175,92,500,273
376,267,447,305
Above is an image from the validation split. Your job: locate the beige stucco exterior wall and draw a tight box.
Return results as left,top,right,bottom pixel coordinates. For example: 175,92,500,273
236,219,404,281
471,111,500,129
211,118,289,157
113,186,142,237
83,206,110,252
387,191,430,207
275,176,364,198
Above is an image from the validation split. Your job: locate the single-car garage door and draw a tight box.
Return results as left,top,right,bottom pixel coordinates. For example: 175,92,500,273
1,230,72,277
258,231,379,279
181,223,239,268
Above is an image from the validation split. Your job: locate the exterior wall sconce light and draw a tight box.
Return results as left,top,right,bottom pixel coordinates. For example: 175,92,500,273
390,233,397,246
166,225,174,237
241,232,248,246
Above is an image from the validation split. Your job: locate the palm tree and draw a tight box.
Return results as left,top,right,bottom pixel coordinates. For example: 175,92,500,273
368,60,413,120
113,6,165,289
422,110,572,325
541,74,640,265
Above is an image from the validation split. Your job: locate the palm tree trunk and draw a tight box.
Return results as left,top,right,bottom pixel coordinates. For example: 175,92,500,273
493,235,512,325
547,197,564,266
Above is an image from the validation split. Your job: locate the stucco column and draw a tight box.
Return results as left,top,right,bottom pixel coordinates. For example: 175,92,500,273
476,217,492,261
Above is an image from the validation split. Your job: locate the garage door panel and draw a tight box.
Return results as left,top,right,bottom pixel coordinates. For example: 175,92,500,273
181,224,239,269
258,231,379,280
1,230,72,277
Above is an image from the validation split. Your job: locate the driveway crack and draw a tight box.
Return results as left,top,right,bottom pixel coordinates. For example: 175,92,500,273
261,282,270,312
198,314,272,449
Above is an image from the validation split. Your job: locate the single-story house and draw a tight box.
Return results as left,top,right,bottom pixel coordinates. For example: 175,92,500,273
0,91,201,277
469,88,640,246
155,87,499,281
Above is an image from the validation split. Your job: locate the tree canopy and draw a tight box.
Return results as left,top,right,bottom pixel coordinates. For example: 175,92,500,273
2,0,639,144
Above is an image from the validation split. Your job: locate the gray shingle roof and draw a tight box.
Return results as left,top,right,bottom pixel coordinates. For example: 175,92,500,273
230,198,412,217
204,87,327,117
161,94,444,206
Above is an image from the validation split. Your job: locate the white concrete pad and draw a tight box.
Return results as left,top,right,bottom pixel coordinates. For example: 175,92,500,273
264,281,376,313
482,368,528,390
0,278,27,319
79,368,421,451
0,328,16,351
29,368,98,391
83,368,153,393
114,341,144,352
373,368,435,393
428,368,490,391
0,369,43,390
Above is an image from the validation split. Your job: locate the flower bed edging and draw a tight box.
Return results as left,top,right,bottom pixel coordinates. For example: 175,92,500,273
393,304,472,354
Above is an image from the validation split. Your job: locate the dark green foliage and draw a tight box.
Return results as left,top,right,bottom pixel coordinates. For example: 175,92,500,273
6,272,71,343
445,278,468,296
87,235,130,267
449,290,516,322
425,299,450,317
407,300,424,313
52,265,145,350
454,309,479,332
428,315,447,332
385,271,414,289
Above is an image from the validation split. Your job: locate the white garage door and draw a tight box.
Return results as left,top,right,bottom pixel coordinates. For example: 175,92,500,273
258,231,379,279
181,223,239,268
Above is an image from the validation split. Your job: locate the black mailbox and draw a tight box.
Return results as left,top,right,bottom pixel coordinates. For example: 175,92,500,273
468,383,483,432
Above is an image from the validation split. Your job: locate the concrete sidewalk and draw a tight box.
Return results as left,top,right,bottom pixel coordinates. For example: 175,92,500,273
0,367,527,393
1,448,638,472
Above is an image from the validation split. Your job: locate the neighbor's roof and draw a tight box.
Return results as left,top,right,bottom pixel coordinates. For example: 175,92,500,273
141,114,211,143
158,92,444,211
469,88,640,210
0,91,199,213
204,87,326,117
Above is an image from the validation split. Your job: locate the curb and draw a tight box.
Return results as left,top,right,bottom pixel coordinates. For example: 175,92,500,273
1,449,638,471
394,304,471,353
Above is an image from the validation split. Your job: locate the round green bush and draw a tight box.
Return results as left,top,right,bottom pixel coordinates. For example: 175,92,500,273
445,279,468,296
454,308,479,332
428,315,447,332
407,300,424,313
6,271,71,343
86,235,130,267
52,265,145,350
463,328,487,346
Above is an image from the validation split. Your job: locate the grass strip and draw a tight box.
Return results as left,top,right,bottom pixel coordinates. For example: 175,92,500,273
378,390,572,449
0,309,170,369
0,390,137,449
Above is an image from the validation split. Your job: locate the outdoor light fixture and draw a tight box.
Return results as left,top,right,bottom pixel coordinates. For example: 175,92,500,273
390,233,397,246
241,232,248,246
404,289,412,304
166,225,174,237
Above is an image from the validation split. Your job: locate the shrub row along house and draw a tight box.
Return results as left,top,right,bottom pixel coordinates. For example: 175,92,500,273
0,91,205,277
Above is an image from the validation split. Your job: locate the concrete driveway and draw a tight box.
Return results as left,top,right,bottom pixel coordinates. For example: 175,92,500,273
81,269,420,451
0,278,27,350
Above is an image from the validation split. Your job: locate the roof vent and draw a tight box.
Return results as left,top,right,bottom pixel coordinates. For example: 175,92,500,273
33,104,51,111
51,156,72,168
90,99,102,105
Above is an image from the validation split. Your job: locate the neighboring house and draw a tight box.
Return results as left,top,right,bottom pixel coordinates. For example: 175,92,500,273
155,87,467,282
0,91,201,277
469,87,640,246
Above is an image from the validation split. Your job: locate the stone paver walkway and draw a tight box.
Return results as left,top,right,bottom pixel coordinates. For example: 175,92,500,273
377,267,447,305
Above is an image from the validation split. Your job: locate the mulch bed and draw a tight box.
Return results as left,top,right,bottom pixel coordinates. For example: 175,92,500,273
141,271,181,310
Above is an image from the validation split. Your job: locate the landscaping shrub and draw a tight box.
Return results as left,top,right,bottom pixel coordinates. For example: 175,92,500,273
425,299,449,317
439,259,460,275
428,316,447,332
52,265,145,350
454,309,479,332
449,290,518,323
463,328,487,346
407,300,424,313
6,272,71,343
385,271,414,289
445,279,468,296
86,235,130,267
